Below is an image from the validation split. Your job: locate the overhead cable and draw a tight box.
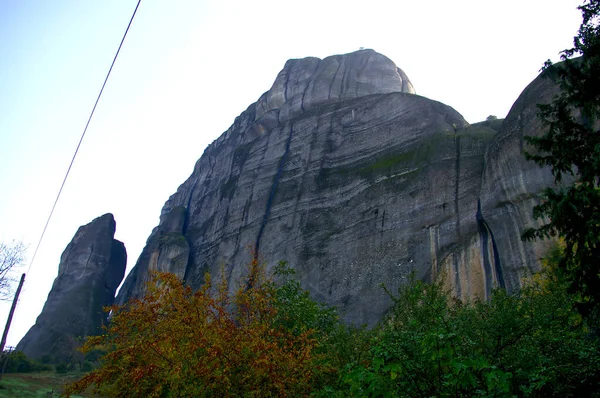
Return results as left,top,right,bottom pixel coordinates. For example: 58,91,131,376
27,0,143,274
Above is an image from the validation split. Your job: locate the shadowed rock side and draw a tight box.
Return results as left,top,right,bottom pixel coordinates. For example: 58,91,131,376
434,72,562,301
472,70,562,295
117,206,189,301
116,49,559,326
17,214,126,361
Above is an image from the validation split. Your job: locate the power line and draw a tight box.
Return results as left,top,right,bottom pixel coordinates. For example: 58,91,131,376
27,0,142,274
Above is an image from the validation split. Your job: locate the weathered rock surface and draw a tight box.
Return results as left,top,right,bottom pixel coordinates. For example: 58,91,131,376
116,49,559,326
117,205,189,300
17,214,126,361
469,70,561,295
254,50,415,126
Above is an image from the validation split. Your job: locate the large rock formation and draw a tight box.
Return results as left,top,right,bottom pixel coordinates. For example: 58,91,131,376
116,49,558,326
17,214,126,361
454,70,561,297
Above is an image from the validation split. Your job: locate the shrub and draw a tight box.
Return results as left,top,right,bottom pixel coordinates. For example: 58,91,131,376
55,362,69,374
1,350,51,373
66,259,334,397
80,361,93,373
321,274,600,396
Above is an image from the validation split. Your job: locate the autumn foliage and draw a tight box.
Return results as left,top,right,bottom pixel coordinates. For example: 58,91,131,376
66,259,324,397
63,254,600,396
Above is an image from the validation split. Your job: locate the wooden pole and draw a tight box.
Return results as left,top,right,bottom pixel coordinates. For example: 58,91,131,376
0,273,26,354
0,273,25,381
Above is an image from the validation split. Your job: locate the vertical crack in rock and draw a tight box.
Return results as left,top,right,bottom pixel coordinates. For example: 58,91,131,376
428,226,438,279
453,255,462,298
301,59,321,112
341,56,350,95
356,50,372,97
300,90,307,112
283,67,290,102
489,225,505,290
476,200,506,298
183,178,198,234
182,159,215,283
476,200,493,298
454,134,461,238
255,122,294,255
328,60,343,101
291,112,321,229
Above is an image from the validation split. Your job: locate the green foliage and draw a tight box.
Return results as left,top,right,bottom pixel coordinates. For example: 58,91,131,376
0,372,86,398
80,362,93,373
365,151,416,173
61,256,600,396
523,0,600,318
157,232,187,249
82,350,103,364
1,351,51,374
66,260,335,397
54,363,69,374
39,355,54,365
319,275,600,397
272,261,338,336
272,262,378,390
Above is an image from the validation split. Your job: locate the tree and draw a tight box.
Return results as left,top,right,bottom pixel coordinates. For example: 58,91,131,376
1,350,51,373
0,241,26,300
322,273,600,397
523,0,600,317
66,259,332,397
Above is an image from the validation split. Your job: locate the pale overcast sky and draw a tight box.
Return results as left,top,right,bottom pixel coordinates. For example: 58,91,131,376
0,0,582,346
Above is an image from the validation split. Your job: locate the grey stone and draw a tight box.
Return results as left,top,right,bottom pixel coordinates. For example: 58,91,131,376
16,214,126,361
116,206,189,303
116,50,559,326
473,69,563,295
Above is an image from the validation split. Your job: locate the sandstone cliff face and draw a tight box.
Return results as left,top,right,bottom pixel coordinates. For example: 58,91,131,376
116,49,558,325
17,214,126,360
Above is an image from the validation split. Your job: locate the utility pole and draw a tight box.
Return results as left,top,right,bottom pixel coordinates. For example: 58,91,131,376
0,273,25,354
0,273,25,381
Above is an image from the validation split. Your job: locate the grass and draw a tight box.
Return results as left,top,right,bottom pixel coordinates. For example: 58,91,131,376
0,372,98,398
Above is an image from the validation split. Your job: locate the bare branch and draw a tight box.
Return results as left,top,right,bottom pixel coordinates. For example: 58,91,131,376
0,241,26,300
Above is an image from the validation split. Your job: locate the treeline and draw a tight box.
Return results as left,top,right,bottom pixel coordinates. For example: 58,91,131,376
65,255,600,397
0,350,51,374
0,349,98,375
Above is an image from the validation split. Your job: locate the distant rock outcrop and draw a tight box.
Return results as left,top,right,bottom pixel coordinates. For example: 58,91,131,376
115,49,559,326
17,214,126,361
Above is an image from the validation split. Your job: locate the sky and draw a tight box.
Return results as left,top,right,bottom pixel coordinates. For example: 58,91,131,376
0,0,583,347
